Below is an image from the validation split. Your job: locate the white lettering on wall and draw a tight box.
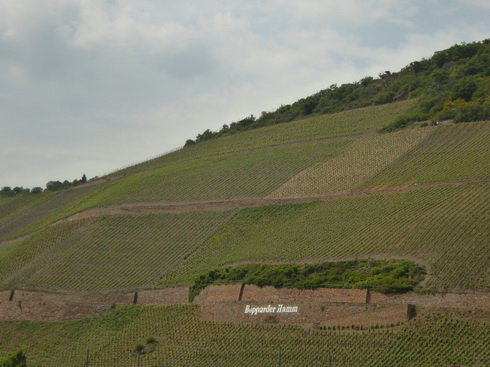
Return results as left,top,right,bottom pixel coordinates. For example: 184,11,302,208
244,304,298,315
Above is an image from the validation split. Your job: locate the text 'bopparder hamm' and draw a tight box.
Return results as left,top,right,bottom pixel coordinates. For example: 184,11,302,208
244,304,299,316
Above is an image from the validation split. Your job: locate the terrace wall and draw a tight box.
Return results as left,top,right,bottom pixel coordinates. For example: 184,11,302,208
0,287,188,321
194,284,243,303
4,286,483,325
241,285,370,303
195,285,403,326
11,290,133,305
0,301,109,322
377,290,490,308
194,284,388,304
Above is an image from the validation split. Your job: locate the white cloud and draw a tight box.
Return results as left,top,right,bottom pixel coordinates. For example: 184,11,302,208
460,0,490,10
270,0,419,28
0,0,488,187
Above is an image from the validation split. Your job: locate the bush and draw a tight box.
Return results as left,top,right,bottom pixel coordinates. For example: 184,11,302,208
134,343,145,354
379,112,429,133
454,103,481,122
189,259,426,301
453,99,490,122
0,350,27,367
450,79,477,101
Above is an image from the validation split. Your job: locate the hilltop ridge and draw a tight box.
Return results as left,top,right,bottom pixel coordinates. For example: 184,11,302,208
187,39,490,144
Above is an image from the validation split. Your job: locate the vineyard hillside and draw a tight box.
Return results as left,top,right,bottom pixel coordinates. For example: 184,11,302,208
1,41,489,365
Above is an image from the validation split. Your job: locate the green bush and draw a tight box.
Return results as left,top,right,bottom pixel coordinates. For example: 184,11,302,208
146,336,157,344
0,350,27,367
189,259,425,301
134,343,145,354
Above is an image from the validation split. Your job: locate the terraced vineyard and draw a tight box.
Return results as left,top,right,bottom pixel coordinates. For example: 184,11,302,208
0,184,99,240
0,211,236,291
80,141,348,207
364,122,490,186
0,305,488,366
2,167,486,293
0,96,488,366
269,127,432,196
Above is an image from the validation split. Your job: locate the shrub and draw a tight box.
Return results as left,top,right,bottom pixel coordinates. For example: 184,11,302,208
134,343,145,354
0,350,27,367
189,259,425,301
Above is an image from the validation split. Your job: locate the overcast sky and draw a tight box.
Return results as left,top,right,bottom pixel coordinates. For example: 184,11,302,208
1,0,489,188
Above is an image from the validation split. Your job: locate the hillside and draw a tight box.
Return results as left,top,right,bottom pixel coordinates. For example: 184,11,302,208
0,41,489,366
0,100,488,293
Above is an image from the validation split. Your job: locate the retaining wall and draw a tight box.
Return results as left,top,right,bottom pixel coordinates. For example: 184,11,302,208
195,285,404,326
194,284,388,304
194,284,242,303
241,286,370,303
0,302,109,321
377,290,490,308
0,287,189,322
11,290,133,305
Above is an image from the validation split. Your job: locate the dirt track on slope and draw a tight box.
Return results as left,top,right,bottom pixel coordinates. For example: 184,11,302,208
62,177,490,222
1,177,488,249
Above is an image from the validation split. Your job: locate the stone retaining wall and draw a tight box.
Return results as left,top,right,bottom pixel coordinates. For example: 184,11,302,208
3,286,485,325
0,301,109,321
194,284,242,303
241,286,370,303
11,290,133,305
0,287,189,321
378,290,490,308
195,285,405,326
194,284,388,304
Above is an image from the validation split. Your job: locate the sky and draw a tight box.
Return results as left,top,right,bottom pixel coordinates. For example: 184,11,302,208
0,0,489,189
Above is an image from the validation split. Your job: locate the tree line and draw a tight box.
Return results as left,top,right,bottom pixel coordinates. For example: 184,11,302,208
0,174,88,198
185,39,490,146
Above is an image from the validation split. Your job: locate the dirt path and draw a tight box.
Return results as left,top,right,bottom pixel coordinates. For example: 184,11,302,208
61,177,490,222
1,177,488,249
